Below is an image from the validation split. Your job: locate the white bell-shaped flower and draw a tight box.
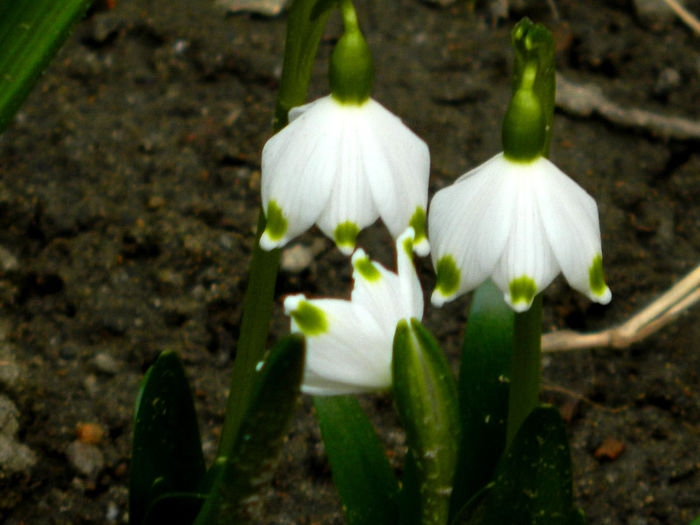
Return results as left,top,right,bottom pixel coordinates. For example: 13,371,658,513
429,152,612,312
284,228,423,395
260,95,430,256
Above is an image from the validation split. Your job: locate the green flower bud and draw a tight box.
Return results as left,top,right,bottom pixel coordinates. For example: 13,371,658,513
502,85,545,162
329,0,374,104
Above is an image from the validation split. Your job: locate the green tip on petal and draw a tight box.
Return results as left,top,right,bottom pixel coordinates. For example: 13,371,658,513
290,300,327,336
334,221,360,253
435,255,460,297
354,255,381,282
265,200,288,241
509,275,537,309
588,254,608,297
409,207,427,245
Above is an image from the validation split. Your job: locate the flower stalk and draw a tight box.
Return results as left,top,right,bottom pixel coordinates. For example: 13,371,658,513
217,0,331,458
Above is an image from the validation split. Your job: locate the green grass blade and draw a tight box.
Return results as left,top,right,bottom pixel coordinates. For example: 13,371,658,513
129,351,206,525
0,0,92,134
450,280,514,519
314,395,399,525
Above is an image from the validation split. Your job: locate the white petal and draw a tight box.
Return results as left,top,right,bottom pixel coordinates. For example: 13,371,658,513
315,103,379,253
360,100,431,253
491,161,559,312
284,294,391,395
533,158,611,304
260,96,339,249
428,153,516,305
350,229,423,338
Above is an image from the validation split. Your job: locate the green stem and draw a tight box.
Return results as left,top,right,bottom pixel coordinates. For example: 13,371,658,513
216,0,331,457
506,294,542,448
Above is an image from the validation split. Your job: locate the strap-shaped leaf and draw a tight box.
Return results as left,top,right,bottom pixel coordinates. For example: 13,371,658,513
453,406,585,525
450,280,513,519
314,395,399,525
0,0,92,134
194,335,305,524
393,319,460,525
129,351,206,525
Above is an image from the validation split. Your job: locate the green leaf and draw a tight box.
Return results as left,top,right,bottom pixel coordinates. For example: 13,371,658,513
194,335,305,524
314,395,399,525
453,406,585,525
0,0,92,134
129,351,206,525
449,280,513,519
393,319,460,525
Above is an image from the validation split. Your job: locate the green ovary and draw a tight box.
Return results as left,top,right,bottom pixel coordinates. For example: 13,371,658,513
334,221,360,250
355,255,381,282
265,200,287,241
409,207,427,244
291,301,327,336
435,256,460,296
509,276,537,306
588,254,607,296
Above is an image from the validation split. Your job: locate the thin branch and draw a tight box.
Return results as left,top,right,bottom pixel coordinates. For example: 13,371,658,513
543,264,700,352
660,0,700,35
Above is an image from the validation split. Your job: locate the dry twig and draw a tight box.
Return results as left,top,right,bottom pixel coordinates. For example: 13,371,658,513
556,73,700,141
543,264,700,352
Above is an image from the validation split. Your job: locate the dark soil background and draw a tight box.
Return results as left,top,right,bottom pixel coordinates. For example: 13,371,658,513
0,0,698,523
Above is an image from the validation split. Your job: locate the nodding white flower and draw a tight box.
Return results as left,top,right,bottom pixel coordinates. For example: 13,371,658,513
260,95,430,257
284,228,423,396
429,152,612,312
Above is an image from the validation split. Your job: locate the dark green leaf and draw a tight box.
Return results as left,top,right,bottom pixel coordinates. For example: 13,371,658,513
450,280,513,519
129,351,206,525
314,395,399,525
393,319,460,525
194,335,305,524
454,406,585,525
0,0,92,134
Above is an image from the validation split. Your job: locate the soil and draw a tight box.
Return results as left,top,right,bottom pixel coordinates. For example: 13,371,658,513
0,0,698,523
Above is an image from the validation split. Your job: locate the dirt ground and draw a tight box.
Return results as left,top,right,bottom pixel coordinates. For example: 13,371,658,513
0,0,698,523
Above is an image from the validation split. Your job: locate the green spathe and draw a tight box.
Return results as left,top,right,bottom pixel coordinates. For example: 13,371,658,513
509,275,536,307
588,254,607,296
290,301,327,336
334,221,360,250
435,256,460,297
265,200,288,241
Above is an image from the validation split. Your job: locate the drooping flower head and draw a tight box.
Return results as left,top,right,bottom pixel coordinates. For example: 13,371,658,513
284,228,423,395
259,0,430,256
428,20,611,312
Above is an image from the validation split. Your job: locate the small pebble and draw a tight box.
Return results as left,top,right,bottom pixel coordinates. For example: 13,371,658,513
0,245,19,272
93,352,121,375
67,440,105,477
215,0,289,16
281,244,313,273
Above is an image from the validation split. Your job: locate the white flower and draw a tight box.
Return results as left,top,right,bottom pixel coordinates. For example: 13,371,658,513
428,152,612,312
284,228,423,396
260,95,430,256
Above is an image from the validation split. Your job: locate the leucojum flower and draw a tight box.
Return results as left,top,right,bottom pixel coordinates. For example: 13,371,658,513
429,61,611,312
259,0,430,256
284,228,423,395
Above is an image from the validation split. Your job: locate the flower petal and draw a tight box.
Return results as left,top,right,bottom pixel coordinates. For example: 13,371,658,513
533,158,611,304
491,161,559,312
428,153,516,306
315,102,381,255
360,100,431,255
260,96,339,250
350,228,423,338
284,294,391,395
